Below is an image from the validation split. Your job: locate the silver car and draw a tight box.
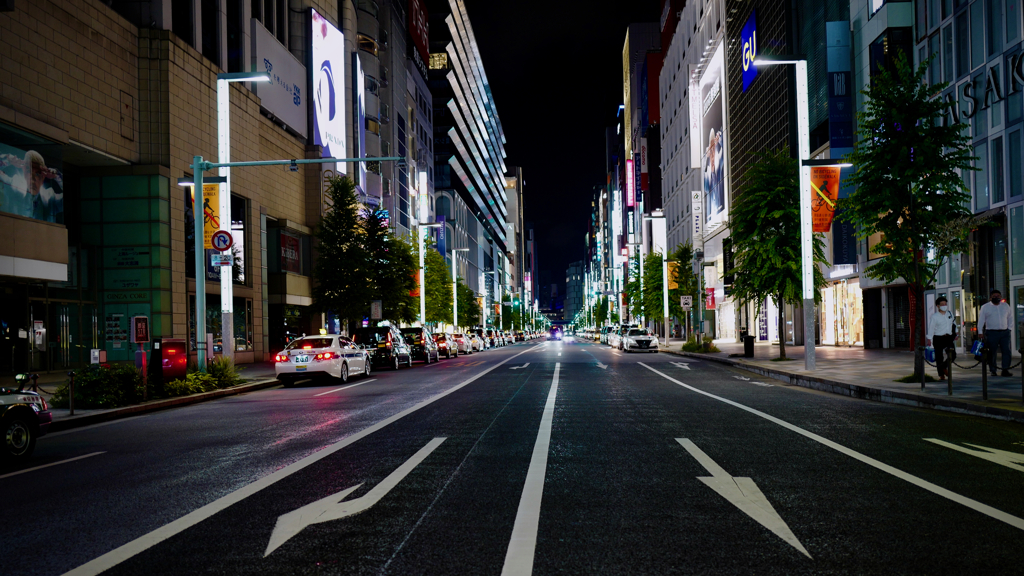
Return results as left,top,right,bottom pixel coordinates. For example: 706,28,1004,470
452,333,474,354
622,328,659,352
275,335,371,386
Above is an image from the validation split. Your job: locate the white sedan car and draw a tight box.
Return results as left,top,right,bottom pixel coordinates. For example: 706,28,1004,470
452,333,474,354
622,328,659,352
275,335,371,386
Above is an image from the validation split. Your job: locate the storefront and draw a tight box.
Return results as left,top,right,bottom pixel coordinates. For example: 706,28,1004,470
821,278,864,347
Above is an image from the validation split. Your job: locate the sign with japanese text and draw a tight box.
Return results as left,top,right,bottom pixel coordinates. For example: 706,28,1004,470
810,167,840,232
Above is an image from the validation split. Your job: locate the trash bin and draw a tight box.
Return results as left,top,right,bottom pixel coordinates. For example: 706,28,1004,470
743,335,755,358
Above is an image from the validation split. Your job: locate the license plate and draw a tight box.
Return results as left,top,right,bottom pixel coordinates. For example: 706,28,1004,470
296,365,307,371
296,356,309,363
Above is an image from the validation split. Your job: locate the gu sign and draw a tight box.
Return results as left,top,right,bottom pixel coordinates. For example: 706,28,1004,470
741,11,758,92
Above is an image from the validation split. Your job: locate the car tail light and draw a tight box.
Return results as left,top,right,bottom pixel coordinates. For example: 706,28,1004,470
315,352,335,361
274,354,288,362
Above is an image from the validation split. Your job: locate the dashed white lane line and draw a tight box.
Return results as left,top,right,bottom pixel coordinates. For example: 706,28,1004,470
502,363,560,576
0,452,106,480
638,362,1024,532
62,347,536,576
313,379,376,397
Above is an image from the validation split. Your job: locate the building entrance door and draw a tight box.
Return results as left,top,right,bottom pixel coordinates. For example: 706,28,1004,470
887,286,911,350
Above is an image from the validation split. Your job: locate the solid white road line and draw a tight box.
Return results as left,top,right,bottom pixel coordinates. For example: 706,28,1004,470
0,452,105,480
502,363,560,576
63,347,536,576
313,379,377,397
638,362,1024,532
678,439,811,558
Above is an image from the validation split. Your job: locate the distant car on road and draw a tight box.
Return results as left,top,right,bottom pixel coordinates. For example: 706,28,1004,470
432,333,458,359
548,327,562,341
275,335,371,387
401,327,440,364
0,385,51,463
351,326,413,370
451,333,474,354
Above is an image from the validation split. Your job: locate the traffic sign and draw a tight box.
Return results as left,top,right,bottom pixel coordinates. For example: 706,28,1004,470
211,253,233,266
211,230,234,252
680,295,693,311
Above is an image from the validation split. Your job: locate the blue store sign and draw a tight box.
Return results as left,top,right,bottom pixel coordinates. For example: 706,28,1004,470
741,11,758,92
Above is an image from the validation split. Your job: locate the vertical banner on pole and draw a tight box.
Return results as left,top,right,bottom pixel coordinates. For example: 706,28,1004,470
810,166,840,232
201,183,220,249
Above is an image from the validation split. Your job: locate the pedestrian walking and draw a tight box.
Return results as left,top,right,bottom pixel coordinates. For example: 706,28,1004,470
978,289,1014,377
926,296,957,381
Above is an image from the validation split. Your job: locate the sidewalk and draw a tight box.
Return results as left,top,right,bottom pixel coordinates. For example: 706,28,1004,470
1,361,280,432
661,340,1024,423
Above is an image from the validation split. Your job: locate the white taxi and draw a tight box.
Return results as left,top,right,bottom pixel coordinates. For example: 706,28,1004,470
275,335,371,387
622,328,659,352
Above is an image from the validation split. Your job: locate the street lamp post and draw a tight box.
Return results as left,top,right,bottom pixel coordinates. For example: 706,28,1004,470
216,72,270,364
752,55,816,371
643,210,669,343
626,242,644,327
451,248,469,330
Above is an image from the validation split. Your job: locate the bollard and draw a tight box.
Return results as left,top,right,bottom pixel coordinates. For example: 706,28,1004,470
947,348,954,396
67,371,75,416
29,373,39,393
981,348,988,401
919,347,926,390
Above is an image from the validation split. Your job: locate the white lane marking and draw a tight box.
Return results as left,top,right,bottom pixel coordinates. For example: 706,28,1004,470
924,439,1024,473
732,375,751,381
596,362,608,369
63,347,536,576
0,452,105,480
265,437,446,556
313,379,376,397
637,362,1024,532
671,361,692,370
510,363,530,370
677,439,811,558
502,363,560,576
557,352,561,357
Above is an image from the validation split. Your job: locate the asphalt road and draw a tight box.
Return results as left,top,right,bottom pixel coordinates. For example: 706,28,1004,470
4,338,1024,575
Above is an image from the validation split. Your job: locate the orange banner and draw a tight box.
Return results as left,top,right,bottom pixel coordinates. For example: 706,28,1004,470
810,167,840,233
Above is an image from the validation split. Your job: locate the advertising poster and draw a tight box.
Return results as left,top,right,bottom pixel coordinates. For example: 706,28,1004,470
810,166,840,232
311,10,346,166
252,19,307,138
353,54,367,193
0,143,64,224
281,231,301,273
741,11,759,92
700,44,728,228
196,183,220,249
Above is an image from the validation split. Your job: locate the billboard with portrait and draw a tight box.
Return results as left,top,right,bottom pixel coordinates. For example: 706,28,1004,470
311,10,346,167
699,43,728,229
0,143,64,224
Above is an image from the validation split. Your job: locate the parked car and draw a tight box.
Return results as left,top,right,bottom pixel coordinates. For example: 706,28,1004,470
622,328,659,353
470,333,487,351
432,333,458,359
275,335,372,386
451,333,474,354
399,327,440,364
473,329,490,349
0,385,51,463
351,325,413,370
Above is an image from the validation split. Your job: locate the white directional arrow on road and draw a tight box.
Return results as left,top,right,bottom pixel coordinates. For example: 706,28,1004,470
264,437,446,557
671,362,691,370
732,375,751,381
924,439,1024,473
596,362,608,369
676,438,811,559
510,363,530,370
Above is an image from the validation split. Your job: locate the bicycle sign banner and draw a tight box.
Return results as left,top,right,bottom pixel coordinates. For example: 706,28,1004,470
211,230,234,252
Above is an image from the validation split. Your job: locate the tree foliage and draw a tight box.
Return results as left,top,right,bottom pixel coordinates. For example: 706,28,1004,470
728,147,828,358
363,211,416,324
595,295,609,326
423,243,453,326
841,51,973,374
455,278,480,329
312,176,369,322
624,255,645,322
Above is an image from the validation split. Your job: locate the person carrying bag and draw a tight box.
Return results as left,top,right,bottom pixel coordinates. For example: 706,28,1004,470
926,296,957,381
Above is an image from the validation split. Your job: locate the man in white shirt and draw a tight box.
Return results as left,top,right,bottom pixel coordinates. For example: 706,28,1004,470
979,289,1014,377
926,296,957,381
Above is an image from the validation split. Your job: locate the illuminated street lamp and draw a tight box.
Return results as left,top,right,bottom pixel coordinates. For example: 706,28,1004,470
217,72,270,363
451,248,469,330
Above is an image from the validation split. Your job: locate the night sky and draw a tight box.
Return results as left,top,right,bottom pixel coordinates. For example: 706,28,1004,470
463,0,662,297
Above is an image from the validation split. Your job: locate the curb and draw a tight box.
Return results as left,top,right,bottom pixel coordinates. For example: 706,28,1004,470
48,379,281,433
661,348,1024,424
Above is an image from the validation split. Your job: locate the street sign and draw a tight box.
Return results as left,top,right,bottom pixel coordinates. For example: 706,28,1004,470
211,230,234,252
371,300,383,320
131,316,150,343
680,295,693,311
211,253,233,266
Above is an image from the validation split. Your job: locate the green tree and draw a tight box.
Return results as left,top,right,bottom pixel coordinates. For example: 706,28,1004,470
642,251,665,332
842,51,973,377
422,243,453,326
501,295,523,331
312,176,369,324
669,242,702,336
455,278,480,329
362,211,416,324
624,255,645,323
728,147,828,360
595,295,609,326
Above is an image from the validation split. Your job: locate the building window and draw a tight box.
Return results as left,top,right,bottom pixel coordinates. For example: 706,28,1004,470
202,0,220,67
974,141,989,211
930,34,941,84
971,1,985,70
991,136,1004,203
987,0,1002,57
1009,0,1022,43
1010,130,1022,198
172,0,193,47
957,11,970,77
356,0,379,18
943,25,954,83
358,34,379,57
366,117,381,135
429,53,449,70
